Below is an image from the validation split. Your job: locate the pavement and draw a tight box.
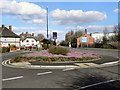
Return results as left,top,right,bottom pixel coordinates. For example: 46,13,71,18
1,48,120,89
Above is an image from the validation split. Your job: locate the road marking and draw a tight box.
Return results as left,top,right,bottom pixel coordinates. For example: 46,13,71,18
84,63,99,66
62,68,75,71
80,79,119,89
75,63,89,67
101,61,119,65
37,71,52,76
4,60,7,65
2,76,24,81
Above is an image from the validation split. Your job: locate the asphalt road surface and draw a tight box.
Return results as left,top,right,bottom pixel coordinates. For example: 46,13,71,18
1,49,120,89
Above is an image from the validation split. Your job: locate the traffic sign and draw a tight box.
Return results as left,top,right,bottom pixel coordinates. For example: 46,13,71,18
53,32,57,39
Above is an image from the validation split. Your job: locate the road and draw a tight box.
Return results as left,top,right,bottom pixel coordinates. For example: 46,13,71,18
1,49,120,89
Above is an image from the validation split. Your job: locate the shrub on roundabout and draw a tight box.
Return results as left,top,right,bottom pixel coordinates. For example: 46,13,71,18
48,46,69,55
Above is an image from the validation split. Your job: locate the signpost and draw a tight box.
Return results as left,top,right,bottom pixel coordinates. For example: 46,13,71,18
80,37,88,48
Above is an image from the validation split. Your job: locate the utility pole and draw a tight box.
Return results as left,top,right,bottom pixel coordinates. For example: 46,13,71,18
46,6,49,48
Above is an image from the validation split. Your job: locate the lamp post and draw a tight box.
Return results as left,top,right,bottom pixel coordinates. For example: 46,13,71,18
46,6,49,48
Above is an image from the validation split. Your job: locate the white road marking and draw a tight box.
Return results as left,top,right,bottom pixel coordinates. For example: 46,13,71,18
101,61,119,65
2,76,24,81
37,71,52,76
80,79,119,89
62,68,75,71
40,65,77,68
4,60,7,65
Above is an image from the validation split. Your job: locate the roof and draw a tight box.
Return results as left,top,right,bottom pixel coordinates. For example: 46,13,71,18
19,33,38,41
81,34,94,38
0,27,20,38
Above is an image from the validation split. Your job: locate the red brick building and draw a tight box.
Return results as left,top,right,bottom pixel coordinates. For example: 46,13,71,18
77,34,95,48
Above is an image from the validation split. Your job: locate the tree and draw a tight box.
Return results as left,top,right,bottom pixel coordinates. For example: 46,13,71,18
102,27,109,45
74,30,83,38
65,30,74,42
113,25,118,34
37,34,45,41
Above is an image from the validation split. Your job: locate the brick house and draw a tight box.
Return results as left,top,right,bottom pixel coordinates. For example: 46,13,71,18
77,29,94,48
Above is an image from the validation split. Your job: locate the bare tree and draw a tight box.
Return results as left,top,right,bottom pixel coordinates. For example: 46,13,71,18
37,34,45,41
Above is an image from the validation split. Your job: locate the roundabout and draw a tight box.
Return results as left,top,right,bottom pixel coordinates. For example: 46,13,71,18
2,47,120,88
2,55,119,69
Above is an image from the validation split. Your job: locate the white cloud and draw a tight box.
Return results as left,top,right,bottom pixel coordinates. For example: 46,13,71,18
0,1,46,26
33,29,65,34
114,9,118,13
65,25,115,33
13,26,66,41
50,9,107,25
34,29,66,41
12,26,37,32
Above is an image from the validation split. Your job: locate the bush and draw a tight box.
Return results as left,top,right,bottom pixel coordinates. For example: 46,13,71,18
101,44,116,49
111,42,119,49
10,55,100,63
11,56,21,63
6,47,10,52
11,56,28,63
94,43,103,48
48,46,69,55
42,44,51,50
2,47,6,53
10,45,16,47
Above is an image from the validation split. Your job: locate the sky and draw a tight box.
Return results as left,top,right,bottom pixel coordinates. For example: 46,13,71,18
0,0,118,41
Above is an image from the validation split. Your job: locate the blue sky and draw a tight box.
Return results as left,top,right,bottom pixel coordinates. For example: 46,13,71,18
1,1,118,41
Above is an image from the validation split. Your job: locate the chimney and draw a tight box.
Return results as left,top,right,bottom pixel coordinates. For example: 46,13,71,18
32,33,34,36
26,32,28,34
85,29,87,34
9,25,12,31
2,25,5,28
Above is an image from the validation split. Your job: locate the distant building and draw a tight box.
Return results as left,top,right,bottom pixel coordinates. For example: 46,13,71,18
19,32,41,50
0,25,20,50
77,29,94,48
90,32,116,42
77,34,94,48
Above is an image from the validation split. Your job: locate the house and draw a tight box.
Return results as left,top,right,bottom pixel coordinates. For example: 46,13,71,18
0,25,20,51
77,29,94,48
19,32,41,50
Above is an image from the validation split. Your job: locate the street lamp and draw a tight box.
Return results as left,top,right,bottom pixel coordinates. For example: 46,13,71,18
46,6,49,48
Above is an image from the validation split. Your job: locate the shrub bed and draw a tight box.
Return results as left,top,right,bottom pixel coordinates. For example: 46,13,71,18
10,56,101,63
10,49,100,63
48,46,69,55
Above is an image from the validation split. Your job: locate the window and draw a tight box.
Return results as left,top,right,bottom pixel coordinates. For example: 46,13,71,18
26,40,29,42
32,40,34,42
